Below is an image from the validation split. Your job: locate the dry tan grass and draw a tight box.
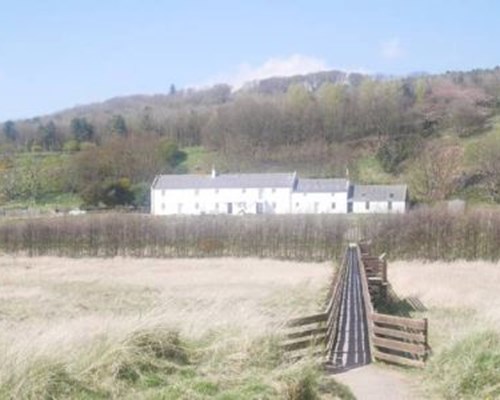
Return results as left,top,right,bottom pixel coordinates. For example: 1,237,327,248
0,256,331,371
389,260,500,329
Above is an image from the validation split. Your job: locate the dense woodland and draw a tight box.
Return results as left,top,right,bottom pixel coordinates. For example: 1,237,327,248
2,67,500,208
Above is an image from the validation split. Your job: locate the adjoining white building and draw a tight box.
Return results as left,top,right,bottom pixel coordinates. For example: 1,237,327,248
349,184,408,214
150,170,407,216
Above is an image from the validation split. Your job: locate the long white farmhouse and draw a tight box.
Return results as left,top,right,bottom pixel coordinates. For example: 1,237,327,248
150,170,407,215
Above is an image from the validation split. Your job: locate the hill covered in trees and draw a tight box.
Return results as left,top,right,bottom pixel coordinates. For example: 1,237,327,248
1,66,500,209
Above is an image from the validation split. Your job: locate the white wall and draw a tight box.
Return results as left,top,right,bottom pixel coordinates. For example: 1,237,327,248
151,187,293,215
351,200,406,214
290,192,348,214
152,187,408,216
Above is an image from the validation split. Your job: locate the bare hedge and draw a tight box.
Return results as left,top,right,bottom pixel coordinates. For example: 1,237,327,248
0,208,499,261
361,208,500,261
0,214,348,261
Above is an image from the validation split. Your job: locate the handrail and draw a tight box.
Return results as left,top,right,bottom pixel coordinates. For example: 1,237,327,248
354,243,375,357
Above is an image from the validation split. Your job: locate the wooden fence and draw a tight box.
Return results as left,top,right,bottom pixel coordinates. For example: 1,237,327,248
282,312,328,358
358,243,430,368
371,313,428,368
283,242,429,369
282,251,349,360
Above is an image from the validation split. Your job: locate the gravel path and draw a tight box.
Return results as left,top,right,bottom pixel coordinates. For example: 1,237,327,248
334,364,423,400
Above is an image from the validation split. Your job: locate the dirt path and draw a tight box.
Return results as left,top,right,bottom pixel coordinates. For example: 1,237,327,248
333,364,423,400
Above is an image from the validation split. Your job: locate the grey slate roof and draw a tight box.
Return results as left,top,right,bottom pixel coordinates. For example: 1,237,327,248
350,185,407,202
295,179,348,193
152,173,296,190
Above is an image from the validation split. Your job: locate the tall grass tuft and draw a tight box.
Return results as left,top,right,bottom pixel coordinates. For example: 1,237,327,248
0,324,355,399
426,330,500,399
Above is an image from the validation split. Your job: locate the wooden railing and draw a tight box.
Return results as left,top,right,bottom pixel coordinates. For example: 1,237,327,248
325,251,349,355
355,244,375,357
371,313,428,368
282,250,348,360
282,312,328,358
357,243,430,368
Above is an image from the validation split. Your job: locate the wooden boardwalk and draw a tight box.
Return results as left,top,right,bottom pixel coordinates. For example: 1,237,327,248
328,246,371,371
283,242,429,371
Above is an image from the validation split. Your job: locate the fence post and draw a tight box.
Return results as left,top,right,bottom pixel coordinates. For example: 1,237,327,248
423,317,429,361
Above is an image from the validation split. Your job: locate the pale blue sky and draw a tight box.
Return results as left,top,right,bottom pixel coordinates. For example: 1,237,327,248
1,0,499,121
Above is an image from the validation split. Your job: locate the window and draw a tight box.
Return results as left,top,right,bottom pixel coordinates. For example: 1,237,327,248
215,188,219,194
161,190,165,196
242,188,246,193
388,201,393,210
272,188,276,193
215,203,219,209
272,202,276,209
258,188,264,199
295,202,300,208
303,192,307,197
194,189,199,196
331,202,336,209
365,201,370,210
389,193,394,198
195,203,199,210
161,203,165,210
177,203,183,213
314,202,319,213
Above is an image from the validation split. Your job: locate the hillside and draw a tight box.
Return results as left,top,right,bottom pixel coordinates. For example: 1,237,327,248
1,66,500,209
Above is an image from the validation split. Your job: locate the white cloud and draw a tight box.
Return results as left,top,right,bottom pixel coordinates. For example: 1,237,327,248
381,37,404,60
201,54,330,89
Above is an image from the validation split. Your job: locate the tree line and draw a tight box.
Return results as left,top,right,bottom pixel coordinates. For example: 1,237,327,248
1,67,500,206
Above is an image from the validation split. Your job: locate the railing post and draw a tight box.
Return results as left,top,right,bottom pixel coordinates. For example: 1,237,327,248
423,317,429,361
354,243,375,361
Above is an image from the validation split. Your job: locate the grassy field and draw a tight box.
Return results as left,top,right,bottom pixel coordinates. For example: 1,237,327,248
389,260,500,399
0,256,354,399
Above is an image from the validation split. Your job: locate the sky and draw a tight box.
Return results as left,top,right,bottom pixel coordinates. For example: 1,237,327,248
1,0,499,121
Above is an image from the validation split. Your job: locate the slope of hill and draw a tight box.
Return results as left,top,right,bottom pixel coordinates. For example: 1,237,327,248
1,66,500,209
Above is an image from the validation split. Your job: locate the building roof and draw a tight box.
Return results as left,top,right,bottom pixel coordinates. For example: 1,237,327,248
350,185,407,202
152,173,296,190
295,179,349,193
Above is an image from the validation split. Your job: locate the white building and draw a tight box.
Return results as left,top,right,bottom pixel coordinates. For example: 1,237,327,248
150,170,407,216
349,184,408,214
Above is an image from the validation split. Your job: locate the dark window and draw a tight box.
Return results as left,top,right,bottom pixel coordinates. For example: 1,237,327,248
365,201,370,210
388,201,393,210
332,202,336,209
